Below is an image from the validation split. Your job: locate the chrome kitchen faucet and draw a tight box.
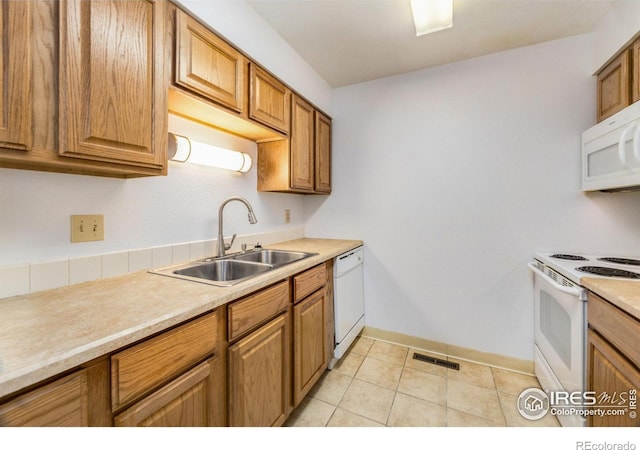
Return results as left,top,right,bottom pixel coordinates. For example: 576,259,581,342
217,197,257,257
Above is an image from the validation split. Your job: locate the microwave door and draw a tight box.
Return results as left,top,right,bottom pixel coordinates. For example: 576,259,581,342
582,119,640,191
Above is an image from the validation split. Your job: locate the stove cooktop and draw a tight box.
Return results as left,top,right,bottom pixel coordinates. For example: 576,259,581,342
535,252,640,285
576,266,640,279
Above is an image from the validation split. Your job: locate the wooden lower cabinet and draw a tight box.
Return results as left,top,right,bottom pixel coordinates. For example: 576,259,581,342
0,261,339,428
293,288,327,406
587,330,640,427
0,360,110,427
114,358,221,427
111,310,224,427
228,312,291,427
587,291,640,427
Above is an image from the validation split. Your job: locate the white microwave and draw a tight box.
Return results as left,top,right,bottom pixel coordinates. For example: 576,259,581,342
582,101,640,192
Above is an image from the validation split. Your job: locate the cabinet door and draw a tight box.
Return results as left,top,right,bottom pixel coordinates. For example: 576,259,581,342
587,330,640,427
293,289,327,406
249,64,290,134
175,9,245,113
290,95,314,191
114,359,220,427
228,312,291,427
59,0,166,169
315,111,332,194
0,0,31,151
597,50,632,122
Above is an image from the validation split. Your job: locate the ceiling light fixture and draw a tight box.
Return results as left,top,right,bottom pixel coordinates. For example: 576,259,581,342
410,0,453,36
168,132,252,173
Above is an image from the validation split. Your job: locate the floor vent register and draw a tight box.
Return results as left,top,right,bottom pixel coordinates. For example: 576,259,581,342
412,352,460,370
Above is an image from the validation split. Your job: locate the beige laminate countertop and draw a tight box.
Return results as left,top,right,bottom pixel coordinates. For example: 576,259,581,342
0,238,362,399
582,277,640,321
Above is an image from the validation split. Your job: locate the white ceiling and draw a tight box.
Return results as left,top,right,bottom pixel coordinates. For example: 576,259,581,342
247,0,615,88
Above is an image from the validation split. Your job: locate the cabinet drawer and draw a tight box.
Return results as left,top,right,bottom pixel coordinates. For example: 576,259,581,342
111,311,218,411
293,264,326,303
0,370,89,426
114,359,215,427
228,280,290,342
588,293,640,367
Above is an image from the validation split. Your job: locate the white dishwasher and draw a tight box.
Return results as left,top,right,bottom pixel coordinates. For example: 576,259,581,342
331,246,365,366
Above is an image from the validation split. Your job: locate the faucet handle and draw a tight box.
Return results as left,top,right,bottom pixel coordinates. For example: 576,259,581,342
225,233,237,251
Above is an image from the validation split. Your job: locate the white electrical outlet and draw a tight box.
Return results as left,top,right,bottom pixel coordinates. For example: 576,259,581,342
70,215,104,243
284,209,291,223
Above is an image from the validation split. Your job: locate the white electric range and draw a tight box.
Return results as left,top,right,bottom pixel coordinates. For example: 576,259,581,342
529,252,640,427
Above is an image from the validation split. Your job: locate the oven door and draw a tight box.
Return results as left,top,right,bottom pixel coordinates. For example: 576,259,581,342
529,263,586,394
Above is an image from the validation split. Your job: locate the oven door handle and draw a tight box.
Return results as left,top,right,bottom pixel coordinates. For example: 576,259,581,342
527,262,583,297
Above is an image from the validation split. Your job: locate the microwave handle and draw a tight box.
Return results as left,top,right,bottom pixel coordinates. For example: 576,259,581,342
527,262,582,297
633,120,640,165
618,122,636,168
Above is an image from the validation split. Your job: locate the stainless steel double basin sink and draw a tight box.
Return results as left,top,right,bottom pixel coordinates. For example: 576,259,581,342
149,249,317,286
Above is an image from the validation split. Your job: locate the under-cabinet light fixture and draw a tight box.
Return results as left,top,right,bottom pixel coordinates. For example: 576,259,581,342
168,132,252,173
410,0,453,36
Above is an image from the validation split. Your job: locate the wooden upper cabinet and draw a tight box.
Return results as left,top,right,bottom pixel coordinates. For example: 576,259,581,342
597,50,632,122
175,9,245,113
257,95,332,194
290,94,315,191
0,0,32,151
58,0,167,170
315,111,332,194
249,64,290,134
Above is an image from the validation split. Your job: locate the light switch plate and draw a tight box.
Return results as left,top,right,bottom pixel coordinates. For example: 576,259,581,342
70,215,104,243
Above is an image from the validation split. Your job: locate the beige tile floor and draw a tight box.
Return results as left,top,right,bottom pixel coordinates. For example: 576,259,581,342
285,336,561,427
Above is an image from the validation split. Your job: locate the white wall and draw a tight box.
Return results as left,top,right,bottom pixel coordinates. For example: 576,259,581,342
0,114,305,267
591,1,640,73
304,34,640,361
